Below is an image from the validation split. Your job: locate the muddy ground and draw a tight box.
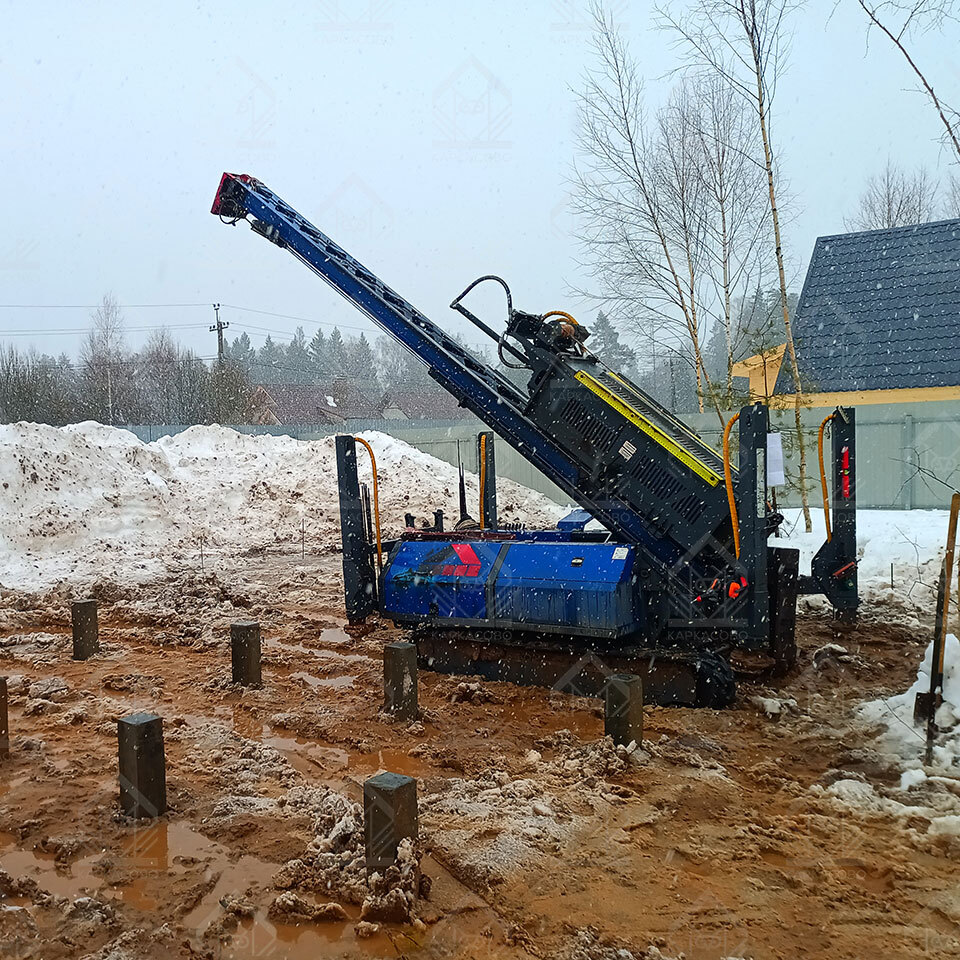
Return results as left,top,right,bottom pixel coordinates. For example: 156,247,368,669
0,552,958,960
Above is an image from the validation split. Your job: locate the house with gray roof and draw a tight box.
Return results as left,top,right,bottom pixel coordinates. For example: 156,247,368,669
734,218,960,406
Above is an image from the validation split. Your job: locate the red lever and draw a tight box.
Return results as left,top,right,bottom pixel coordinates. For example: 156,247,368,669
727,576,748,599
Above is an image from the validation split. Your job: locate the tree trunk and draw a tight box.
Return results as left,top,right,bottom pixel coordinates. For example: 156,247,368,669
720,202,734,398
753,53,812,530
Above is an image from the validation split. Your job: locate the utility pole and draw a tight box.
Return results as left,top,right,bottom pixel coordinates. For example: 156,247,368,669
210,303,229,364
210,303,230,424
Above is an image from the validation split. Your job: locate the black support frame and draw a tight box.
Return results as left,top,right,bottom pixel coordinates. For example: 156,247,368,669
477,431,498,529
336,435,377,623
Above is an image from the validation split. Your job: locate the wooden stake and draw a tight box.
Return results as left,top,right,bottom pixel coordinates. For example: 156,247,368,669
71,599,100,661
926,493,960,764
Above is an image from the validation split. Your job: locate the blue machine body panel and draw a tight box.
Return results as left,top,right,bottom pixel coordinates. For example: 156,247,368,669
494,542,636,634
382,539,641,639
383,540,503,620
557,509,593,532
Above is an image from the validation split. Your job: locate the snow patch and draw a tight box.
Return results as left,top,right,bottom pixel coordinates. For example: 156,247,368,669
859,633,960,769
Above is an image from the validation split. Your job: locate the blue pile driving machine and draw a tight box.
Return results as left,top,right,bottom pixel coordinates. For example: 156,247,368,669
212,173,858,706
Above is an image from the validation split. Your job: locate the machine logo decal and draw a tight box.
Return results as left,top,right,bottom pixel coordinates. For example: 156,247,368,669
441,543,482,577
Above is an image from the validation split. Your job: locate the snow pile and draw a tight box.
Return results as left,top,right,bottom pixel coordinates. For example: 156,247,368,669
2,419,953,620
0,422,564,591
778,507,951,620
272,788,426,924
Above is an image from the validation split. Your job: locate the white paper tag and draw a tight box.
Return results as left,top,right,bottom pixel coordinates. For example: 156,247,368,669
612,546,629,560
757,449,766,517
767,432,785,487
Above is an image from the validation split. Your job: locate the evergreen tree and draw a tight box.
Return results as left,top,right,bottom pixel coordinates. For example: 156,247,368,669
286,326,313,384
346,333,380,396
256,335,286,384
228,332,256,376
589,311,637,375
327,327,346,373
308,328,328,380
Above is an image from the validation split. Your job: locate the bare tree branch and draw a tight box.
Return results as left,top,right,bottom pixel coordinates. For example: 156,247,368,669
846,159,942,228
856,0,960,163
573,5,780,422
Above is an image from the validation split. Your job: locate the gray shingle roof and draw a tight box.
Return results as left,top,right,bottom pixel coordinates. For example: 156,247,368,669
776,218,960,393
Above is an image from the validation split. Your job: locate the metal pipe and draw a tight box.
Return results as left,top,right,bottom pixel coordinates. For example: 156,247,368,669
449,275,528,365
479,433,487,530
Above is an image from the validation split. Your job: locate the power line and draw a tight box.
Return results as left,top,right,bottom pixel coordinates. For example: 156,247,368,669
0,306,377,354
0,303,209,309
25,355,221,371
0,323,212,337
0,302,492,361
0,300,481,341
0,301,372,335
220,303,370,334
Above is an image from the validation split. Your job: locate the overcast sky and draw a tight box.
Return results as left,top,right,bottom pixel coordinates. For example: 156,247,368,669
1,0,957,361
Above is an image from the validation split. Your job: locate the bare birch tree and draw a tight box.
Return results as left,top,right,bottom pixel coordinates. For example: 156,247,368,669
573,7,755,422
943,176,960,220
81,294,129,424
846,160,941,228
652,84,716,412
856,1,960,163
661,0,813,529
138,328,181,424
692,72,771,399
946,173,960,216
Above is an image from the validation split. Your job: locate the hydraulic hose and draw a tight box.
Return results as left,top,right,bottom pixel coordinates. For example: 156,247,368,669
353,436,383,573
542,309,586,355
542,309,579,325
723,413,741,558
818,413,835,543
478,433,487,530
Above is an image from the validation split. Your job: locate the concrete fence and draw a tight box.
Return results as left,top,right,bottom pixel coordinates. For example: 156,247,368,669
121,418,571,505
685,399,960,510
121,398,960,510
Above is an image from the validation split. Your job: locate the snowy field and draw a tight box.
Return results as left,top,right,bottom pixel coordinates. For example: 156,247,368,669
1,421,953,603
779,505,948,624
